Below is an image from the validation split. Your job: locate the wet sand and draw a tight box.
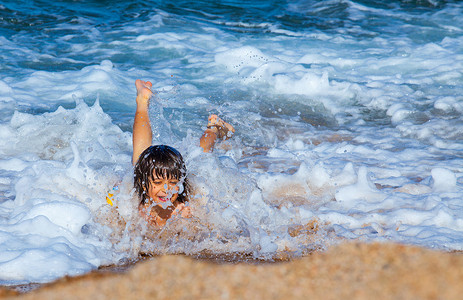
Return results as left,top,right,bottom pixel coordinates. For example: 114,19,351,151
2,242,463,300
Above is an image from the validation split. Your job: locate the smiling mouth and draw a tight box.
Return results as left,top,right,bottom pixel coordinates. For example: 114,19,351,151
158,196,169,202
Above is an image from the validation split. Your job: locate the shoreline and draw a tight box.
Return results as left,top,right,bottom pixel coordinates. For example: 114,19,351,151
1,249,308,295
3,242,463,299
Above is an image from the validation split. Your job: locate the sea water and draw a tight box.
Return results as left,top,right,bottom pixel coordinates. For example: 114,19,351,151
1,0,462,285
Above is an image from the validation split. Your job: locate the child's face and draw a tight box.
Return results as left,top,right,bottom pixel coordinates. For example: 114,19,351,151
146,175,180,205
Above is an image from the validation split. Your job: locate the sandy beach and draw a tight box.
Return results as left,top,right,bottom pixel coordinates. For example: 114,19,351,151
2,242,462,300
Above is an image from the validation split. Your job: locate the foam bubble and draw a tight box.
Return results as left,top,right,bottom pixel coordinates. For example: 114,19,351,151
432,168,457,192
335,167,387,203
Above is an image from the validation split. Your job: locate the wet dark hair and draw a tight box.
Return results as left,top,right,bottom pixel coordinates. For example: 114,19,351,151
134,145,190,205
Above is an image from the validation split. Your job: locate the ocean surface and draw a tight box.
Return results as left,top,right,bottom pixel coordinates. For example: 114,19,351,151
1,0,462,285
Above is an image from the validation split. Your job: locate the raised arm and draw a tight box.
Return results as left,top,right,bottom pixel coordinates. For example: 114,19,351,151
132,79,235,160
132,79,154,165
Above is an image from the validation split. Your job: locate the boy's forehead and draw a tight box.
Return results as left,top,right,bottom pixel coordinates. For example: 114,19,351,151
152,169,176,179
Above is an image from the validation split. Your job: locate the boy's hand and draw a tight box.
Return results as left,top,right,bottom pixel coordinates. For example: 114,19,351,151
172,203,192,218
135,79,153,107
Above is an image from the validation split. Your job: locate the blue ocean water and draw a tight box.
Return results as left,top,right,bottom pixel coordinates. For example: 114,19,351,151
0,0,463,285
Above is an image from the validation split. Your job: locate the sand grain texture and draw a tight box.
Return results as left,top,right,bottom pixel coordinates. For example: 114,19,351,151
3,242,463,300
